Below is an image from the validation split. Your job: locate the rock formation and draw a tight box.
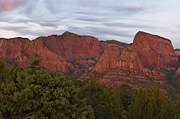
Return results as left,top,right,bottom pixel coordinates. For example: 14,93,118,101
0,31,179,76
94,31,179,75
0,32,109,73
1,31,179,98
94,45,122,73
37,32,108,61
175,49,180,57
133,31,179,70
0,37,29,66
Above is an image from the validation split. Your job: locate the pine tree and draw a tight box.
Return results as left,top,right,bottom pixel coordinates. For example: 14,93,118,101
128,84,176,119
78,79,123,119
0,58,8,85
118,83,137,111
108,87,124,119
173,100,180,119
0,57,94,119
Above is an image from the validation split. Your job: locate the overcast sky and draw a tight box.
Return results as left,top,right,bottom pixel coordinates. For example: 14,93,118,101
0,0,180,48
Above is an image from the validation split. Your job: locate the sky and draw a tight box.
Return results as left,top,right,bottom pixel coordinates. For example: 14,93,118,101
0,0,180,48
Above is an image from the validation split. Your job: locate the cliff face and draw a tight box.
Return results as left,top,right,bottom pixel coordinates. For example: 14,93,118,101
94,31,179,74
0,37,29,66
0,31,179,76
0,32,109,73
1,31,179,98
79,32,179,98
94,44,143,73
94,45,122,73
112,46,143,73
133,31,179,70
25,39,74,72
175,50,180,57
36,32,108,61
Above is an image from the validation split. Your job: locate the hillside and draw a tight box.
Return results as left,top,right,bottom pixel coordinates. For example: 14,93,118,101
101,40,128,48
0,31,179,99
81,31,180,99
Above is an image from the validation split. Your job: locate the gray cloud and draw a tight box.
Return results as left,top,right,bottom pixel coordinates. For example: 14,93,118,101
0,0,179,48
67,25,133,41
108,6,145,15
103,22,151,29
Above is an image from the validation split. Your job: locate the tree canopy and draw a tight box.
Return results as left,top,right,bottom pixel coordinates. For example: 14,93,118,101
0,57,179,119
128,84,178,119
78,79,124,119
0,57,94,119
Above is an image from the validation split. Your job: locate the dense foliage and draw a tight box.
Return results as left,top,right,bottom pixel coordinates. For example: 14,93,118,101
0,58,180,119
128,84,179,119
0,57,94,119
78,79,124,119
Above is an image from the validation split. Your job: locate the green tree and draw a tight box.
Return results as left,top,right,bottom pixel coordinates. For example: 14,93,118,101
7,64,22,83
118,83,137,111
0,57,94,119
108,87,125,119
78,79,123,119
0,58,22,85
174,100,180,119
0,58,8,85
128,84,176,119
68,76,88,88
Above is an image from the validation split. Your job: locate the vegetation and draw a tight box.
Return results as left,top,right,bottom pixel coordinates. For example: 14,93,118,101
78,79,124,119
0,57,179,119
101,40,128,47
0,57,94,119
128,84,178,119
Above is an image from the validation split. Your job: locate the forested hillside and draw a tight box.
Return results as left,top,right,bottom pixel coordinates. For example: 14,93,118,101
0,58,179,119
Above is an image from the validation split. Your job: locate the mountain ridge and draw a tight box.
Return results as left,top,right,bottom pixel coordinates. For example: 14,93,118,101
0,31,179,98
0,31,109,74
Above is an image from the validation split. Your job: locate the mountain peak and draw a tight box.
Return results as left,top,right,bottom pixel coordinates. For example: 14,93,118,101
133,31,178,69
62,31,79,36
136,31,170,41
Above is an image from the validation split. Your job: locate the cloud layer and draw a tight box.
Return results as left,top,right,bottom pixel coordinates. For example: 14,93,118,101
0,0,180,48
0,0,29,11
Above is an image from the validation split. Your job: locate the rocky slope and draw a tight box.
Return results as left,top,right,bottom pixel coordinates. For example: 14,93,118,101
101,40,128,48
80,31,180,99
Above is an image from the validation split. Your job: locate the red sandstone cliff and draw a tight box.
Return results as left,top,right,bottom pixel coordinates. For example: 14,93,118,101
94,45,122,73
94,31,179,75
0,32,109,73
1,31,179,97
37,32,108,61
80,32,179,97
0,31,179,76
175,50,180,57
175,50,180,75
133,31,179,70
0,37,29,66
